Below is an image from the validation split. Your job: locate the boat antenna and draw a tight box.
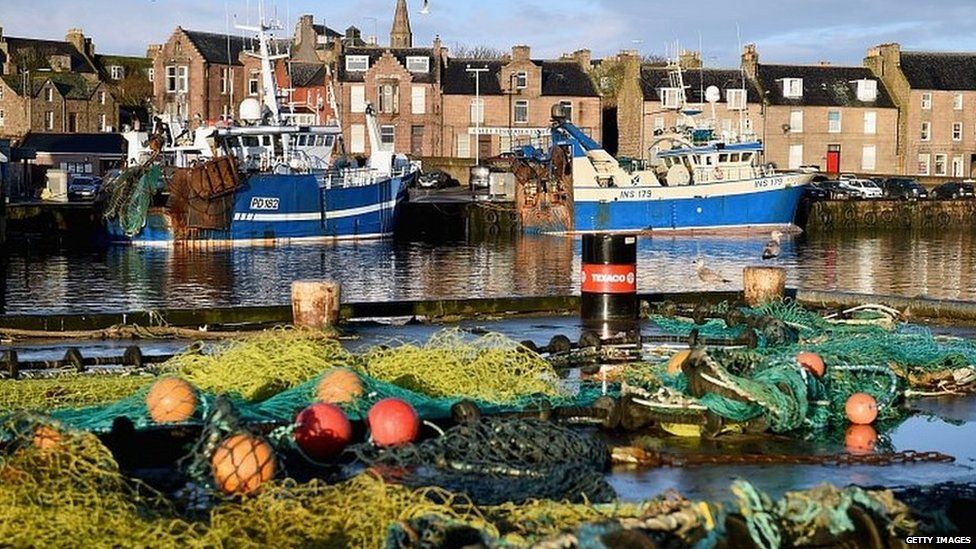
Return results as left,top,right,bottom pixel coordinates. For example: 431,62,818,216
736,22,746,141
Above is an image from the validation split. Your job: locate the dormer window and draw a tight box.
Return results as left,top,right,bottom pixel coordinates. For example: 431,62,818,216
345,55,369,72
110,65,125,80
514,71,527,89
660,87,681,109
726,89,746,110
782,78,803,98
405,56,429,73
855,79,877,102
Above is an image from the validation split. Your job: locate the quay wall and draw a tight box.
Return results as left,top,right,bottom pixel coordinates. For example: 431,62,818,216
798,199,976,232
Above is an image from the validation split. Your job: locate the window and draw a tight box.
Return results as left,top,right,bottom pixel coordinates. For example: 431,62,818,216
98,113,106,132
0,86,5,100
380,125,395,151
917,153,930,175
45,87,53,102
863,111,876,134
921,121,931,141
411,86,426,114
953,155,965,177
827,110,841,133
221,68,230,95
935,153,948,176
559,100,573,122
405,56,429,73
456,134,471,158
350,85,365,113
378,82,398,114
861,145,876,171
955,93,964,110
470,98,484,124
165,66,187,93
45,111,54,130
921,92,932,110
345,55,369,72
148,68,154,83
660,87,680,109
653,116,665,131
782,78,803,98
953,122,963,141
248,77,259,96
350,124,365,153
514,71,527,89
514,100,528,123
788,144,803,169
98,91,106,105
789,110,803,133
856,79,877,102
0,110,5,127
726,88,746,110
110,65,125,80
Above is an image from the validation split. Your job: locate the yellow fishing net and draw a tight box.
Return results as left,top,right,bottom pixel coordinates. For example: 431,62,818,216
0,375,151,413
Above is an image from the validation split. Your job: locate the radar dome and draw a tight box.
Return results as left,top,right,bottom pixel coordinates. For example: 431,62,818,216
705,85,721,103
239,98,262,122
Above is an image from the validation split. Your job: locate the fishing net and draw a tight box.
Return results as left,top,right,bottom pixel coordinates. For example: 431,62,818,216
0,375,153,413
103,164,161,237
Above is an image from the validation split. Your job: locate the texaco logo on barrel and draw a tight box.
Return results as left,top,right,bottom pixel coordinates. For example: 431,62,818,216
626,272,635,285
580,270,586,283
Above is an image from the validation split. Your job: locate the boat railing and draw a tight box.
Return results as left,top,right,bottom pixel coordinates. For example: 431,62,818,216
318,165,414,190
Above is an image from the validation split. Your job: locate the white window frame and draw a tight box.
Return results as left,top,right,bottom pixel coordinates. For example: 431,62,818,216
45,111,54,130
110,65,125,80
98,91,106,105
405,56,429,73
248,76,259,96
921,92,932,110
783,78,803,98
378,82,398,114
789,110,803,133
350,85,366,113
470,98,484,124
861,145,876,171
917,153,930,176
165,65,187,93
0,109,5,127
221,68,230,95
653,116,665,131
863,111,877,135
921,121,931,141
726,88,746,110
827,110,841,133
350,124,366,153
514,71,527,89
955,93,964,110
45,87,53,102
456,133,471,158
953,122,963,141
345,55,370,72
514,99,528,123
559,100,573,122
855,79,878,102
98,113,107,132
411,85,426,114
147,68,154,83
935,153,948,176
953,154,965,177
660,87,680,109
380,125,395,151
788,144,803,169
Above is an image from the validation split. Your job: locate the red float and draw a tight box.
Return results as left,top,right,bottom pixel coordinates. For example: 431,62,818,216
367,398,420,447
795,351,825,378
293,403,353,460
845,392,879,424
845,424,878,455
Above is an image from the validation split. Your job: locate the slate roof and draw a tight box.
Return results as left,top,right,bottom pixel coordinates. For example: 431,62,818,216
0,72,100,99
19,132,125,155
1,36,98,73
900,52,976,91
288,62,327,87
641,66,761,103
756,64,896,108
441,60,599,97
182,29,251,66
338,47,438,84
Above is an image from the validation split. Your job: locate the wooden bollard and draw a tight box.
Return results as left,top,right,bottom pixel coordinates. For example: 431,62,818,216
291,281,341,329
743,267,786,307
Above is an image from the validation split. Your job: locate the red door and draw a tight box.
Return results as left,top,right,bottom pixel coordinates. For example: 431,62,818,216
826,145,841,174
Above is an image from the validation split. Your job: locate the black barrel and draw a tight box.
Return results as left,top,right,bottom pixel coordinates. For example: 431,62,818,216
580,233,639,342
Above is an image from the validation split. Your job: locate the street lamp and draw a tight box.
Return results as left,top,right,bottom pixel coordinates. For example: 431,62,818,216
466,64,488,166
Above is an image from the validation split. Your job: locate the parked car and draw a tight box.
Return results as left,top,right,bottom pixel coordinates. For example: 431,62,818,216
932,180,976,200
802,182,830,201
881,178,929,199
797,165,821,174
815,180,854,200
839,178,884,199
838,173,858,181
67,176,102,201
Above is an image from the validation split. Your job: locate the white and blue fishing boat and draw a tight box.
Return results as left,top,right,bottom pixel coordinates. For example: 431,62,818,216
517,58,811,234
105,14,417,245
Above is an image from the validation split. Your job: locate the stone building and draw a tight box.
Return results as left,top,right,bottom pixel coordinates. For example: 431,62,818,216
866,44,976,180
0,28,123,139
744,44,899,175
440,45,601,159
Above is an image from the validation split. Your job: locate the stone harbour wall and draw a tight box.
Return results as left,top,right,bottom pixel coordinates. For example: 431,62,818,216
800,199,976,232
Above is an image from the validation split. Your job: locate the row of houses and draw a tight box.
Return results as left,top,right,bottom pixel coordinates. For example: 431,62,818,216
4,0,976,183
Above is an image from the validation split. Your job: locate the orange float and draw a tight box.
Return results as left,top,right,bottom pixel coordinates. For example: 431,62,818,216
845,392,879,424
211,433,277,495
32,424,62,451
845,424,878,455
795,351,825,377
367,398,420,447
316,368,364,404
146,377,198,423
294,403,353,459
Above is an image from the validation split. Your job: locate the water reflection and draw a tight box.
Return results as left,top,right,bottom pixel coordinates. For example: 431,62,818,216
7,230,976,314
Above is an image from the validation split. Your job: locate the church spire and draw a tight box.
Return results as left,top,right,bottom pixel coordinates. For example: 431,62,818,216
390,0,412,48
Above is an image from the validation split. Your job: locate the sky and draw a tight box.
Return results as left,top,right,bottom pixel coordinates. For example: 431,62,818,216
3,0,976,67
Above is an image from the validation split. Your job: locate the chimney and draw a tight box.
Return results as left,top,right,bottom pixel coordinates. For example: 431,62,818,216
65,28,94,59
512,45,531,62
295,15,314,47
864,43,900,78
741,43,759,80
573,49,592,71
678,50,701,70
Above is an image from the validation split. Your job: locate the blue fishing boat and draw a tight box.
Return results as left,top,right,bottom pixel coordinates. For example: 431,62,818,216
104,13,416,246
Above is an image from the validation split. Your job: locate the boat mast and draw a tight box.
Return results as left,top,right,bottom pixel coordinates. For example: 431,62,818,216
237,2,288,124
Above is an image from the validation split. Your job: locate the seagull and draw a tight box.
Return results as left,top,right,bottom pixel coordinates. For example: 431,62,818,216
762,231,783,260
694,258,730,284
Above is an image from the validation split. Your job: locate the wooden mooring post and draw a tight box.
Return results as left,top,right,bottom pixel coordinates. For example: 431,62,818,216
291,281,341,329
743,267,786,307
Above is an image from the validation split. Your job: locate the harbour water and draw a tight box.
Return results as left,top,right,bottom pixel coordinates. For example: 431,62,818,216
6,229,976,315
